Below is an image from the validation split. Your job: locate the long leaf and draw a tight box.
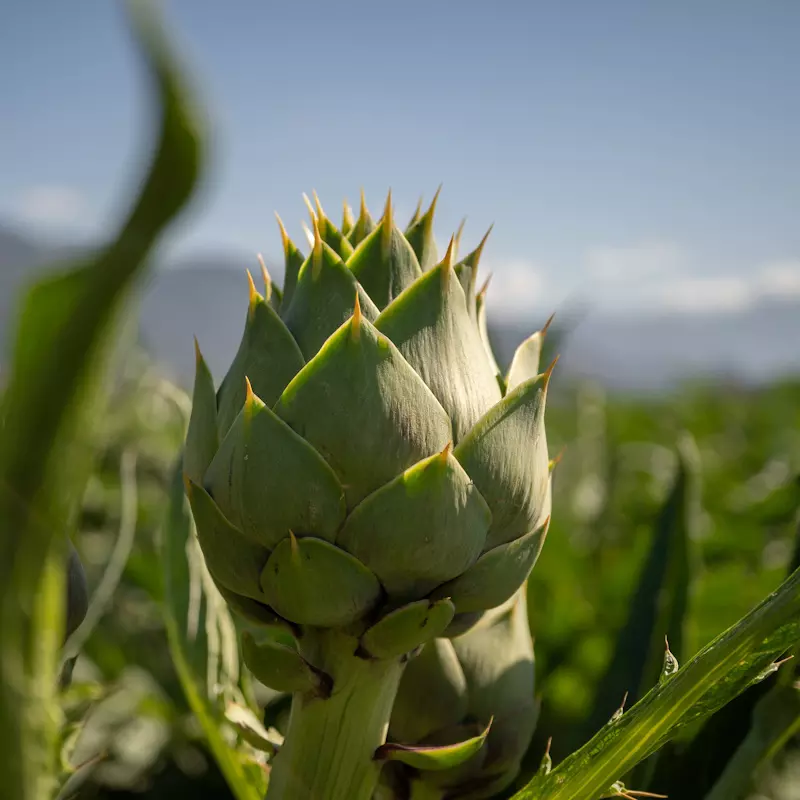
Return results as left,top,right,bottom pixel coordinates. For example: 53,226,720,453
512,564,800,800
161,463,264,800
0,3,203,798
586,434,699,736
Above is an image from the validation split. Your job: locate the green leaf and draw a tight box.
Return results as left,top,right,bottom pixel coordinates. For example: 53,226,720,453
338,448,490,601
242,632,330,695
404,187,440,271
281,235,379,359
260,535,382,627
376,719,492,770
0,3,203,797
185,480,270,602
511,564,800,800
586,435,699,735
162,466,262,800
361,599,456,659
216,277,305,435
376,256,502,444
275,310,452,509
184,341,219,484
347,193,423,309
454,374,550,551
204,385,346,549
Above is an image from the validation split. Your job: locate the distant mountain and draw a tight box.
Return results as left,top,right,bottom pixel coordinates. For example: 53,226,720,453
2,223,799,392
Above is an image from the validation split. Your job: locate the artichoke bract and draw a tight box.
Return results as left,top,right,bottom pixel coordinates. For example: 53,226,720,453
184,190,554,800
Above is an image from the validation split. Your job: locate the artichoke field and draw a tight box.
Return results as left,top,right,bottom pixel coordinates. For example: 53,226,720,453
184,191,555,799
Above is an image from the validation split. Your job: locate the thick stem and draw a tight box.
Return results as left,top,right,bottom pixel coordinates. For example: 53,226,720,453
266,628,404,800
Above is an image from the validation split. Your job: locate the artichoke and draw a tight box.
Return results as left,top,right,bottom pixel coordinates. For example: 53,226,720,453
184,191,554,800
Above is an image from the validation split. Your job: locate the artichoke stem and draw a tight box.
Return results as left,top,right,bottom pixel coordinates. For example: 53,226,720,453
266,628,404,800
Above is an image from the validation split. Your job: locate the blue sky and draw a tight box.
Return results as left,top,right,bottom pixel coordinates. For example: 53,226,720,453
3,1,800,318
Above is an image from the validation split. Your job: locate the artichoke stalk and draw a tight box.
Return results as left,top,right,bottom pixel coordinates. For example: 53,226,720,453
184,190,554,800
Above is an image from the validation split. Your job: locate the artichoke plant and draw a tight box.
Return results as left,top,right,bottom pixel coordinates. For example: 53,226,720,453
183,190,554,800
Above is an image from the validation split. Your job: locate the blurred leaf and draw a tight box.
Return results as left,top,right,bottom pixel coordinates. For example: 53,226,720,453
587,435,699,736
161,463,262,800
513,563,800,800
704,678,800,800
0,2,203,797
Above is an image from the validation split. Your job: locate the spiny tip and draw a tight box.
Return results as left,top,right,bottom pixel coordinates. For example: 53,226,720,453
473,224,494,265
664,635,671,651
550,446,566,469
289,530,299,557
302,192,317,222
244,375,255,403
541,311,556,337
439,441,453,461
543,355,560,385
442,234,456,268
454,217,467,256
312,189,325,220
359,187,368,217
544,737,552,758
301,220,315,248
352,292,363,326
342,198,354,225
274,212,289,253
478,273,493,298
425,183,442,218
619,691,629,711
193,335,202,364
247,269,259,307
257,254,272,300
382,189,393,226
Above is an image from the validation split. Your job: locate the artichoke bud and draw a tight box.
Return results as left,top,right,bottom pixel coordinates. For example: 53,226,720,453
183,190,553,652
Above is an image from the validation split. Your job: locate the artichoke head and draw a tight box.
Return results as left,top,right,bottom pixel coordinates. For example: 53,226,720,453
184,191,554,672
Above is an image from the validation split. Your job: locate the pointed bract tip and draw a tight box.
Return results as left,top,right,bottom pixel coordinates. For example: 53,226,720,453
382,189,393,225
182,474,194,497
543,355,560,386
359,187,368,217
542,311,556,337
343,198,354,222
549,449,565,472
454,217,467,250
478,273,493,298
351,292,363,340
545,737,552,757
439,441,453,461
425,183,442,218
246,269,260,309
619,691,629,711
312,189,325,220
193,335,202,365
664,635,671,651
274,212,290,251
312,215,323,255
302,192,317,222
244,375,255,403
774,654,795,668
443,235,456,267
289,530,299,558
257,254,273,299
472,223,494,265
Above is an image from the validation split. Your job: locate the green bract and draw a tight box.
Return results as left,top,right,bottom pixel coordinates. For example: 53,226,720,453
183,191,555,800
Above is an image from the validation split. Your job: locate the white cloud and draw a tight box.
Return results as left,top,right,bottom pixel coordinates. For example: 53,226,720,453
652,276,753,313
482,260,549,318
12,185,89,228
757,260,800,297
585,241,685,283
